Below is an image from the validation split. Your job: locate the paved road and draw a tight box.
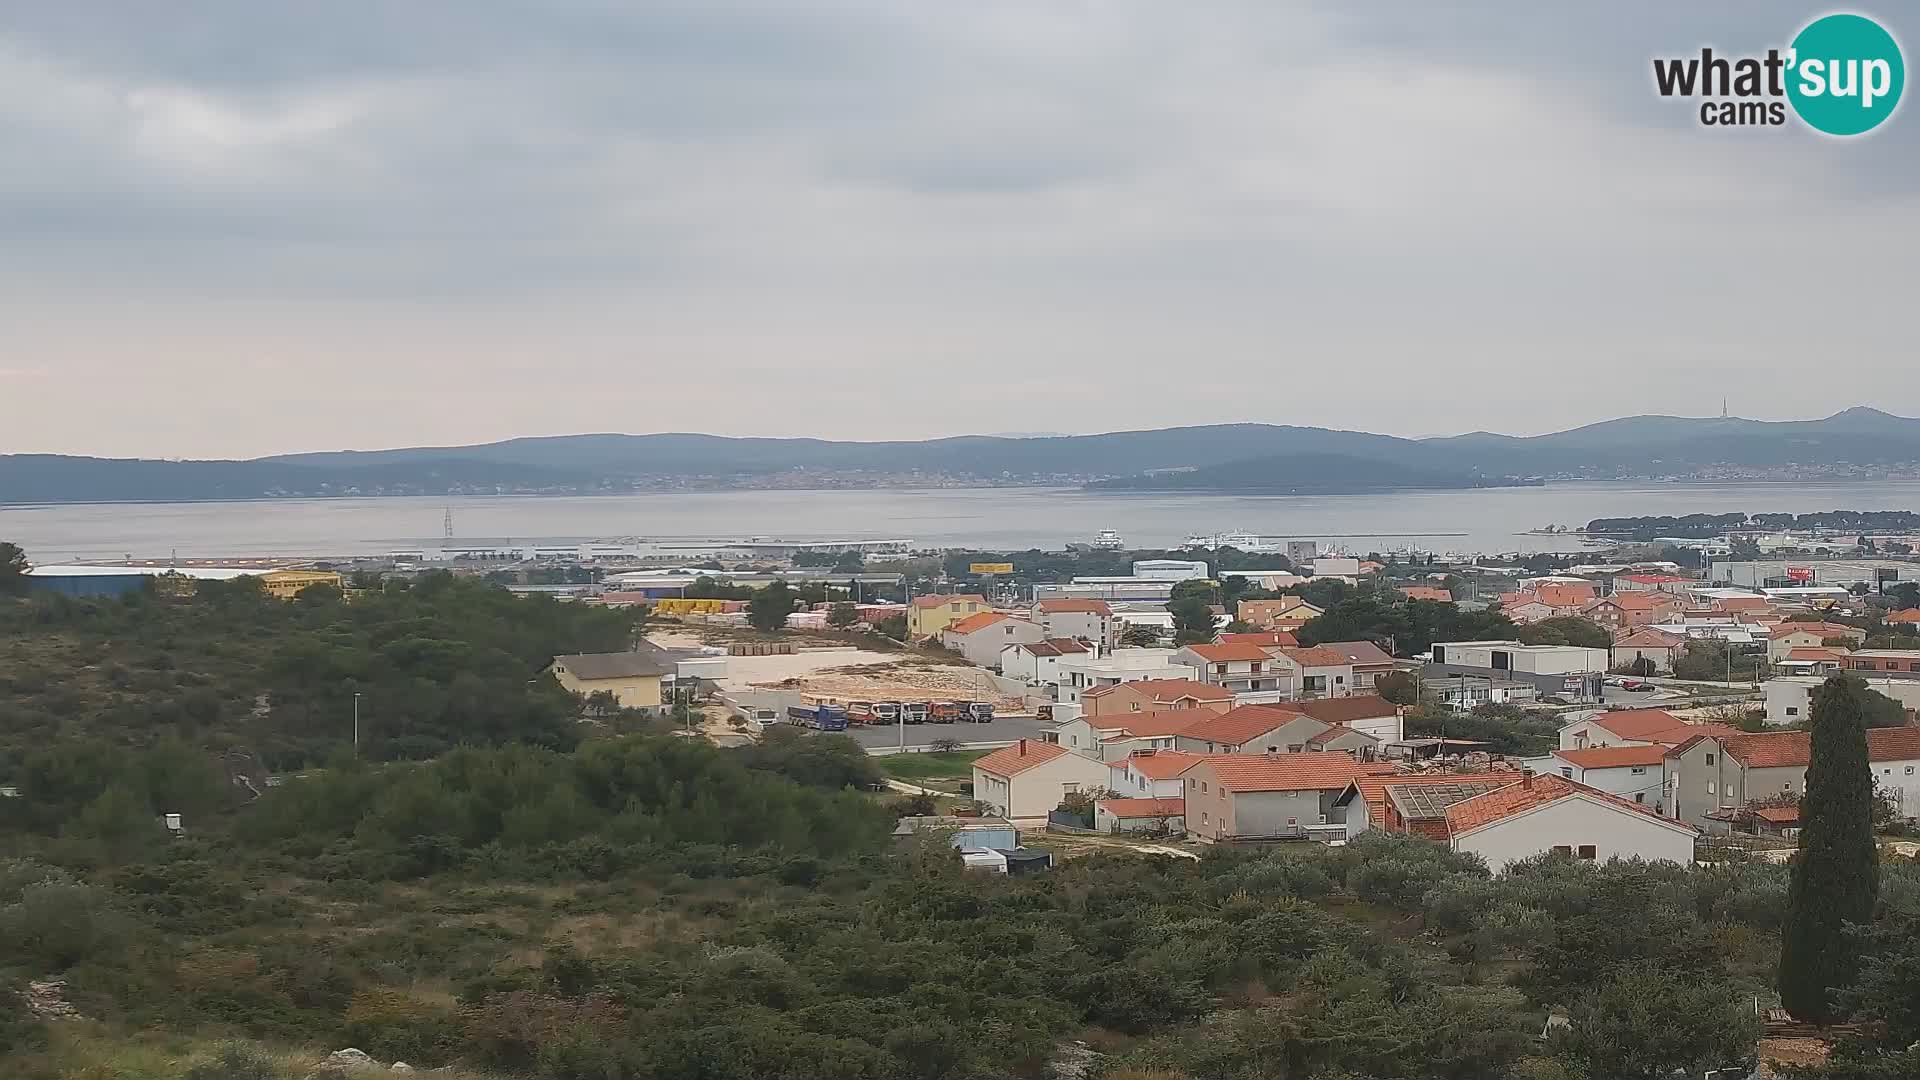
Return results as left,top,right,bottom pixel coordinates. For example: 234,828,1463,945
847,715,1052,751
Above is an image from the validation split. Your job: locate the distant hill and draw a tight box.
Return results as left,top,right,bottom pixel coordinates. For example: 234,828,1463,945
1085,453,1505,494
4,408,1919,503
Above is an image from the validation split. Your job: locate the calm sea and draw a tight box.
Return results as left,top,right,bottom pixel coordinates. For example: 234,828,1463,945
6,480,1920,562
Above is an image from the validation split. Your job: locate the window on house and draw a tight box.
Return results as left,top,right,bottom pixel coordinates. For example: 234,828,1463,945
1062,784,1078,794
1787,707,1799,716
1336,675,1345,684
1551,845,1572,855
1707,781,1716,795
1201,782,1208,792
1200,812,1208,825
1705,753,1715,765
1559,767,1573,778
1577,845,1597,860
1634,793,1645,804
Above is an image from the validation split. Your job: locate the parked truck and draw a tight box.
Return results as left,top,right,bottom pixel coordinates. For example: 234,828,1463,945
967,701,994,723
786,703,850,731
870,701,901,725
930,702,963,724
900,701,930,725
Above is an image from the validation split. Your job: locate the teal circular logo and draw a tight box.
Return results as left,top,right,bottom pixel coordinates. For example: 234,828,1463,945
1787,14,1905,135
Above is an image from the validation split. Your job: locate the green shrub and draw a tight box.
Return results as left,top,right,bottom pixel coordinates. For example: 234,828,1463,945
184,1043,282,1080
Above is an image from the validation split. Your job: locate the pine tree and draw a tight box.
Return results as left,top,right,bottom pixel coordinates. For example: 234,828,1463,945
1778,674,1881,1022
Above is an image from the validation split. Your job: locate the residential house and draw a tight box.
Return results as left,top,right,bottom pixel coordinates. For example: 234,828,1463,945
1338,771,1520,838
1610,627,1688,674
1521,745,1669,809
1558,708,1740,751
1887,608,1920,626
1176,642,1291,699
547,651,668,713
1443,773,1696,872
1236,597,1324,632
1172,705,1311,755
1054,708,1219,759
1768,622,1867,662
1762,674,1920,727
1080,676,1230,717
1094,797,1186,834
1581,592,1676,631
1398,585,1454,603
1000,638,1090,685
1615,573,1694,595
1293,694,1405,743
1105,749,1206,798
1500,599,1559,625
1777,646,1850,676
1666,727,1920,827
1842,649,1920,677
1274,641,1367,691
1429,640,1611,701
971,739,1114,819
1031,598,1116,651
1181,753,1385,842
1057,652,1203,705
1310,641,1394,692
1217,630,1299,649
942,612,1046,668
907,593,990,640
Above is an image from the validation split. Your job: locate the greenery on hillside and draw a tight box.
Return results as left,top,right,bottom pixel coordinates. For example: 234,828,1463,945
0,572,639,780
9,569,1920,1079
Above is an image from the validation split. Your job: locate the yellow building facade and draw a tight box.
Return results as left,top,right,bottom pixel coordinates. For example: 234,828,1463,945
259,569,345,600
906,593,990,640
547,652,668,713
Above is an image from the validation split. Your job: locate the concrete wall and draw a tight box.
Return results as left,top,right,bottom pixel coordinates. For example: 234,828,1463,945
551,669,663,711
973,752,1112,819
1454,795,1694,873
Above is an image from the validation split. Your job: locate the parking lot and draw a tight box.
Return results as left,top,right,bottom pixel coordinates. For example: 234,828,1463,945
847,714,1053,752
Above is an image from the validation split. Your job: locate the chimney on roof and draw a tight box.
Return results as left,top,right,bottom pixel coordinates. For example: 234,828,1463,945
1522,771,1534,789
1018,739,1027,756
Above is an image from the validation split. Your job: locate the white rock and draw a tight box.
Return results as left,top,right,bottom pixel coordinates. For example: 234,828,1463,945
391,1065,413,1073
322,1048,380,1070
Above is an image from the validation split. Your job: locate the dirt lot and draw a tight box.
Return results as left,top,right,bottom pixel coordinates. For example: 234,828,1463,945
647,629,1019,707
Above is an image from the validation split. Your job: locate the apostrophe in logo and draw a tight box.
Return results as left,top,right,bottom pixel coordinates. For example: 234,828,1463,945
1652,11,1904,136
1786,13,1904,135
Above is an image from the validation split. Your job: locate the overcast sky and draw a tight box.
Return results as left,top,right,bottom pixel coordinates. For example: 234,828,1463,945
3,2,1915,459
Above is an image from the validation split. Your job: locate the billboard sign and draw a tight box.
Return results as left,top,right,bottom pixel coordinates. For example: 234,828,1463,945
969,562,1014,575
1786,566,1814,582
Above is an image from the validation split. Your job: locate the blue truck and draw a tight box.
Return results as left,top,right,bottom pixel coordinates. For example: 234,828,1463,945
787,703,850,731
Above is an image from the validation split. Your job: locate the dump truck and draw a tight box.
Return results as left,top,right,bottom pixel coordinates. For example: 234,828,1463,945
870,701,901,725
900,701,930,725
786,703,849,731
967,701,995,723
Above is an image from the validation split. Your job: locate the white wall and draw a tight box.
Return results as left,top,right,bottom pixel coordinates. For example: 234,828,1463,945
1558,762,1665,808
1871,756,1920,818
1453,795,1695,874
973,753,1114,818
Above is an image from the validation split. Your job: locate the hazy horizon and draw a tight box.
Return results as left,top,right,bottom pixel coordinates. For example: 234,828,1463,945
4,2,1914,458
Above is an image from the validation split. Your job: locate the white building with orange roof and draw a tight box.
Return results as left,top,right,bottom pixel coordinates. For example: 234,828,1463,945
940,611,1045,668
1105,748,1205,798
970,739,1114,819
1029,598,1116,650
1442,772,1697,872
1179,752,1388,842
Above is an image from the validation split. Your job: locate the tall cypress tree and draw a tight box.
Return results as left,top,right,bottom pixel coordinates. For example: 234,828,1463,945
1778,674,1881,1022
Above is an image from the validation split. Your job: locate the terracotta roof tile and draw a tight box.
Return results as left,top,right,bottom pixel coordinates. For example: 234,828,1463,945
1613,628,1686,648
1705,727,1920,769
1107,749,1206,779
913,593,987,609
1096,797,1185,818
1444,772,1695,836
1187,752,1385,793
1553,745,1669,769
1081,678,1233,703
1295,695,1397,725
1218,631,1299,648
1185,642,1274,662
1098,709,1223,739
1178,704,1308,747
1398,586,1454,602
1589,709,1687,740
1014,638,1090,658
1034,599,1113,615
944,611,1011,636
1315,641,1395,666
1278,646,1353,667
1785,647,1848,662
972,739,1072,778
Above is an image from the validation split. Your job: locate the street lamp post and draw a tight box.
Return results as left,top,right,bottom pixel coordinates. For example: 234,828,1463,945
352,692,362,754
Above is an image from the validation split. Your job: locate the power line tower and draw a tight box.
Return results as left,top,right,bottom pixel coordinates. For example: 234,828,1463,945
444,507,454,538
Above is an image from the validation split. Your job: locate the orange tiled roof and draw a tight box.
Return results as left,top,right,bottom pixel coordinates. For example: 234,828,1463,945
1082,678,1233,703
1593,592,1674,611
1096,797,1185,818
1444,772,1694,836
1097,708,1224,739
1178,704,1308,747
1770,622,1857,639
1295,695,1397,725
944,611,1010,636
1279,646,1353,667
1751,805,1799,823
1588,709,1687,740
1533,583,1598,607
1188,752,1384,793
1398,586,1454,603
1035,599,1113,615
1185,642,1274,662
1315,641,1395,667
1346,771,1515,828
1785,647,1849,663
1614,628,1685,648
973,739,1071,777
1015,638,1090,658
1553,745,1669,769
1108,749,1206,779
1888,609,1920,624
1703,727,1920,769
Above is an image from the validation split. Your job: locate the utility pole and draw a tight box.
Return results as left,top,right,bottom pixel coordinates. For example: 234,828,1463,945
352,692,362,754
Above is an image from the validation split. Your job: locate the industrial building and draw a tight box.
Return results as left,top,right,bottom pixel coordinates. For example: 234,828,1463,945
24,564,264,598
1710,558,1920,590
1425,640,1611,703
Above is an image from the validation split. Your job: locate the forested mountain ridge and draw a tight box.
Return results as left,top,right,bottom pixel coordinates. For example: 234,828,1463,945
4,407,1918,501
